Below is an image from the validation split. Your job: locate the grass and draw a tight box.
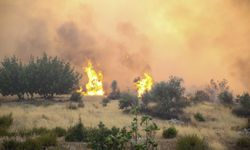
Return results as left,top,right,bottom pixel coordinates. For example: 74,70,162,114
0,97,247,150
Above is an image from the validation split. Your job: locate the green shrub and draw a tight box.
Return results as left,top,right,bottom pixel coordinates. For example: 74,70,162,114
0,113,13,129
65,120,88,142
233,107,250,117
36,133,57,147
194,113,205,122
176,134,209,150
102,98,110,107
162,126,178,139
0,128,9,137
52,127,66,137
2,139,20,150
70,92,82,102
218,91,233,104
192,90,210,103
119,92,138,110
236,137,250,149
19,138,41,150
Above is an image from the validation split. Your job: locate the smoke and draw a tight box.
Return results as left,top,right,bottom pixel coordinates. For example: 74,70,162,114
0,0,250,92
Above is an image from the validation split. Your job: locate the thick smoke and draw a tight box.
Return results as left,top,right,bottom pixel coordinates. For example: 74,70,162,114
0,0,250,92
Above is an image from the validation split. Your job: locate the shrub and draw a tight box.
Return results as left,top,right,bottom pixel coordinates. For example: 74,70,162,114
52,127,66,137
236,137,250,149
70,92,82,102
0,128,9,137
141,76,188,119
36,133,57,147
194,113,205,122
218,91,233,104
232,107,250,117
2,139,20,150
162,126,178,139
176,134,209,150
65,120,88,142
78,100,85,108
68,102,78,110
102,97,110,107
108,80,121,100
0,113,13,129
192,90,210,103
19,138,41,150
119,92,138,110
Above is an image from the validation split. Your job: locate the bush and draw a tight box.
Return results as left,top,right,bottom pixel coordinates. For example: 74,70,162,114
19,138,41,150
52,127,66,137
65,120,88,142
162,126,177,139
194,113,205,122
0,128,9,137
102,97,110,107
176,134,209,150
0,113,13,129
218,91,233,104
2,139,20,150
68,102,78,110
232,107,250,117
36,133,57,147
119,92,138,110
70,92,82,102
236,137,250,149
78,101,85,108
141,76,188,119
108,80,121,100
192,90,210,103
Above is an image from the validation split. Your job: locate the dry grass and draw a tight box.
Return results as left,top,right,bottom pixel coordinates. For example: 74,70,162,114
0,97,247,150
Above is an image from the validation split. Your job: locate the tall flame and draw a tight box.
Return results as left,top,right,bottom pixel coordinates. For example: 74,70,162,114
77,61,105,96
135,73,153,98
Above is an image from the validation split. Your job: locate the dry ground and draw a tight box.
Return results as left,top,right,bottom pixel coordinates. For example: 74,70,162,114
0,96,247,150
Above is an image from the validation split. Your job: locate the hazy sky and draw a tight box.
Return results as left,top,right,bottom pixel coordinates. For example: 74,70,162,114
0,0,250,93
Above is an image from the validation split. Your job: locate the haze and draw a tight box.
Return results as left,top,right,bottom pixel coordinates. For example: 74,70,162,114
0,0,250,93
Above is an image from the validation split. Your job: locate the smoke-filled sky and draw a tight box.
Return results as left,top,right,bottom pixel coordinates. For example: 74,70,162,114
0,0,250,93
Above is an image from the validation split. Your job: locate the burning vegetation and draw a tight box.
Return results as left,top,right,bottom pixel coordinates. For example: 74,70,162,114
77,61,104,96
135,73,153,98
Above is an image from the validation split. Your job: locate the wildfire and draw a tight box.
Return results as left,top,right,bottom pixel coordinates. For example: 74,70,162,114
77,61,105,96
135,73,153,98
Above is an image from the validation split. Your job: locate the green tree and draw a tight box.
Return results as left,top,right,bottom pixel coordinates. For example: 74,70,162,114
0,56,26,99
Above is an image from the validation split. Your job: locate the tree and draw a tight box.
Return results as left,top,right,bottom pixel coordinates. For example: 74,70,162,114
119,92,138,110
0,56,26,99
35,54,81,99
218,90,233,104
141,76,187,119
108,80,120,100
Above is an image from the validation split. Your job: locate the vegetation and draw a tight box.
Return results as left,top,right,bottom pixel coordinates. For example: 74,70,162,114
119,92,138,110
141,76,188,119
65,120,88,142
236,137,250,149
70,92,82,102
176,134,209,150
108,80,120,100
191,90,210,103
0,113,13,129
218,90,234,104
233,93,250,117
194,113,205,122
162,126,178,139
102,97,110,107
0,54,81,99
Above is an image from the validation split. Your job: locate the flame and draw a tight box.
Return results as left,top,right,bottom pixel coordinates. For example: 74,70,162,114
135,73,153,98
77,61,105,96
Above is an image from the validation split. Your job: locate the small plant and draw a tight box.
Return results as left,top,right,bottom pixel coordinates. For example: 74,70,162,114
78,100,85,108
0,113,13,129
68,102,78,110
70,92,82,102
36,133,57,147
0,128,9,137
52,127,66,137
102,97,110,107
218,90,233,104
194,113,205,122
65,120,88,142
19,138,41,150
162,126,178,139
2,139,20,150
176,134,209,150
236,137,250,149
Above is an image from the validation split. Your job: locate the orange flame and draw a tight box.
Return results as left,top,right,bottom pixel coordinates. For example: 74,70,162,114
135,73,153,98
77,61,104,96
